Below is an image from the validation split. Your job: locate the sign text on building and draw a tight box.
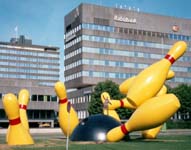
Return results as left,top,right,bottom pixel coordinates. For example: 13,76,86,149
114,15,136,24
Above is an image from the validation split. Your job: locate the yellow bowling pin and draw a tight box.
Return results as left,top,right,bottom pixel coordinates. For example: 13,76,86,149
107,94,180,142
3,94,34,145
142,125,162,139
54,81,79,136
119,76,136,94
101,92,120,121
18,89,30,131
141,85,167,139
126,41,187,107
101,92,135,110
6,89,30,143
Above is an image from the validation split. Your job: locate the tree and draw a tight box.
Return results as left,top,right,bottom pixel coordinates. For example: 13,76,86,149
167,84,191,120
88,80,133,119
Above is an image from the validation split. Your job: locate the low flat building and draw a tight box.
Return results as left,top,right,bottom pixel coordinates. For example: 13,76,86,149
0,35,59,127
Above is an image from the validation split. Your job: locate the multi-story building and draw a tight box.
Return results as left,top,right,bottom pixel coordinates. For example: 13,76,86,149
0,35,59,127
64,3,191,119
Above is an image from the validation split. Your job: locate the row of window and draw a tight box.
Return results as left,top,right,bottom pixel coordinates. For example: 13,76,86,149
65,34,191,51
0,73,58,81
65,46,191,63
0,54,59,64
27,110,56,119
0,93,57,102
69,95,91,105
65,58,190,77
0,109,55,120
65,71,135,81
65,36,82,49
65,24,82,39
0,48,59,58
38,82,55,86
31,95,57,102
0,67,58,75
65,70,191,84
65,47,82,59
82,23,191,41
0,61,59,69
77,110,88,119
82,35,191,51
65,23,191,48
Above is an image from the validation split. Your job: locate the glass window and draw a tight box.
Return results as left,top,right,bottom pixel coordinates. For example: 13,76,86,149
51,96,57,101
31,95,37,101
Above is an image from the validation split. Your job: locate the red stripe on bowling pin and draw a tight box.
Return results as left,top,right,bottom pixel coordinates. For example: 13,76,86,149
19,104,27,110
9,117,21,125
120,124,128,134
59,98,68,104
164,54,175,64
120,100,124,107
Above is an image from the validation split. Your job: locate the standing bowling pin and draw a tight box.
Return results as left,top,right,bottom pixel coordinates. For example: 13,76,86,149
101,92,120,121
126,41,187,107
18,89,30,131
54,81,79,136
3,93,34,145
107,94,180,142
6,89,30,143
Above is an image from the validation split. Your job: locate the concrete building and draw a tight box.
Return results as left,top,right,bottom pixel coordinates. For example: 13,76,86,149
64,3,191,119
0,35,59,127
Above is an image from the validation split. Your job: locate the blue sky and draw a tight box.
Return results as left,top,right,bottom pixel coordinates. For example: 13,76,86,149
0,0,191,80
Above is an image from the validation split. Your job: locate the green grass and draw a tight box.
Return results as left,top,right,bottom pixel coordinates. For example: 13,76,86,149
1,133,191,150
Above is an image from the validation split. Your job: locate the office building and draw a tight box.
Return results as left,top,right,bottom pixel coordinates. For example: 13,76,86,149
64,3,191,119
0,35,59,127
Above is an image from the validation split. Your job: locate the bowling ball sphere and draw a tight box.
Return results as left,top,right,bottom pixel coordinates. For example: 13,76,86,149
70,114,121,142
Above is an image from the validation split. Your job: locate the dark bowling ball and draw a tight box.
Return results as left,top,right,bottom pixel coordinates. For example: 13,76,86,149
70,114,121,142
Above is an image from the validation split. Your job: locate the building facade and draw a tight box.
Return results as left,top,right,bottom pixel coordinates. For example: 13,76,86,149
64,3,191,119
0,35,59,127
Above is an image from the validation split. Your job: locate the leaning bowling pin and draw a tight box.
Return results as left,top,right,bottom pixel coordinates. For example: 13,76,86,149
107,94,180,142
126,41,187,107
55,81,79,136
142,125,162,139
119,76,136,94
3,93,34,145
18,89,30,131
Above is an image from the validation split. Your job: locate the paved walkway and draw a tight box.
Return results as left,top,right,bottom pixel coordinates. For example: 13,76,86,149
0,128,62,135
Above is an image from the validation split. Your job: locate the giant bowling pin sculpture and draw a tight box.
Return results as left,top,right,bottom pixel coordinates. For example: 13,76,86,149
6,89,31,142
126,41,187,107
107,94,180,141
106,41,187,142
141,85,168,139
3,93,34,145
55,81,79,136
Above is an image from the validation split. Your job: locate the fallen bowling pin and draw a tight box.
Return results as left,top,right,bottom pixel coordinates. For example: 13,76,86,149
126,41,187,107
142,125,162,139
55,81,79,136
3,93,34,145
107,94,180,142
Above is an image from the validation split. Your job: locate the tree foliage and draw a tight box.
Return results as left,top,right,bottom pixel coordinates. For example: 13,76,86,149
88,80,133,119
167,84,191,120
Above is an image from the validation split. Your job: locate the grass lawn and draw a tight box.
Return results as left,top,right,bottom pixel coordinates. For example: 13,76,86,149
1,132,191,150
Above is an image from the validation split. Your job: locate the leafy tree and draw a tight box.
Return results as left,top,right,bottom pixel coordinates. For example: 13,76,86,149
88,80,133,119
167,84,191,120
